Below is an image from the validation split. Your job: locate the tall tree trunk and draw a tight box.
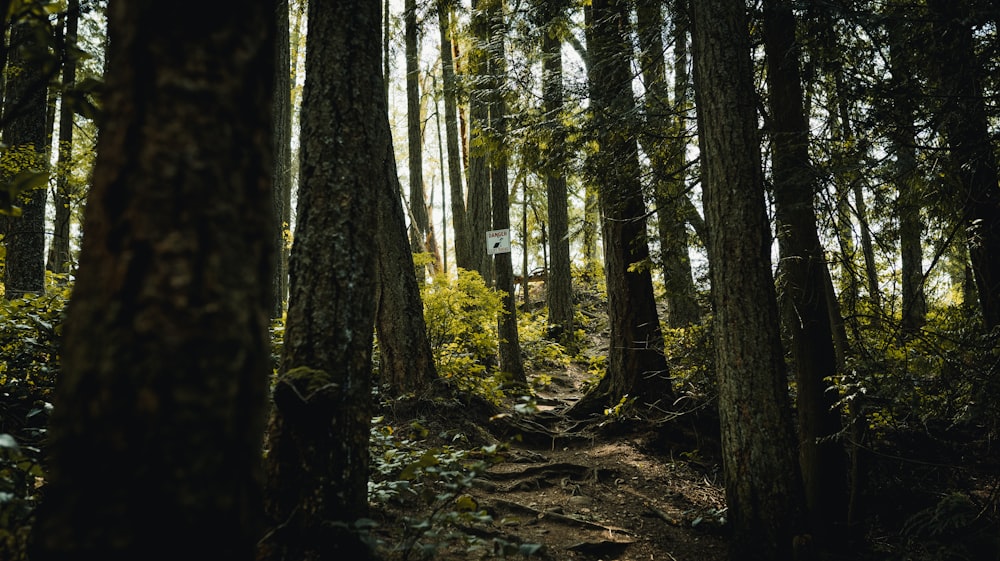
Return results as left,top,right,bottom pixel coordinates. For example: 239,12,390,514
886,4,926,336
438,0,470,272
376,140,438,395
47,0,79,275
763,0,847,547
466,0,492,282
28,4,276,559
272,0,292,318
259,0,382,557
570,0,671,417
637,0,700,328
927,0,1000,330
487,0,525,382
3,15,50,299
405,0,437,272
542,0,574,342
691,0,807,558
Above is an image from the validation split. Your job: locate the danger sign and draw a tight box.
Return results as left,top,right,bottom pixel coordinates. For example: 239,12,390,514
486,229,511,255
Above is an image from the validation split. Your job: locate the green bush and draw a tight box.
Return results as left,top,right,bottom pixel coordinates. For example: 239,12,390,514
421,269,506,404
0,281,68,561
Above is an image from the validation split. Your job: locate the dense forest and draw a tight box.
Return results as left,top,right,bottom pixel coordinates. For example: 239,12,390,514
1,0,999,560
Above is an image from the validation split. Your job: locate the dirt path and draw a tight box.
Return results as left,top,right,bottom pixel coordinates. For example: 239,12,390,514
373,361,732,561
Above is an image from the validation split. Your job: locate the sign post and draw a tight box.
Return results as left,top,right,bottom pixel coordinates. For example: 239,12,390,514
486,228,511,255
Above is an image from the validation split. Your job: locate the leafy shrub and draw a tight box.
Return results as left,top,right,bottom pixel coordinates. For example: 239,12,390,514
421,269,506,404
0,280,68,561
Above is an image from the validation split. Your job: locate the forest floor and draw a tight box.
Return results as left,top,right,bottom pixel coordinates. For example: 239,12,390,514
370,322,734,561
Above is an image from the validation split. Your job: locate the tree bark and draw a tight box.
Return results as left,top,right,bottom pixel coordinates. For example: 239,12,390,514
763,0,847,546
541,0,574,343
466,0,492,282
259,0,382,557
46,0,79,276
570,0,671,417
926,0,1000,330
438,0,471,271
3,15,49,299
271,0,292,318
28,4,275,559
487,0,525,383
638,0,700,328
376,142,438,395
691,0,807,558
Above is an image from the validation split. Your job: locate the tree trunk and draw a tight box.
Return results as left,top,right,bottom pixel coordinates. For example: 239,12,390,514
259,0,382,558
638,0,700,328
691,0,807,558
466,0,492,282
376,145,438,395
28,4,275,559
763,0,847,546
927,0,1000,330
570,0,671,417
542,0,574,343
487,0,525,383
438,0,470,271
272,0,292,318
47,0,79,275
3,16,49,299
405,0,435,270
886,5,926,336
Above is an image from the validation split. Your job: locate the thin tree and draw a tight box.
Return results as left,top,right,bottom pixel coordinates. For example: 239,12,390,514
926,0,1000,330
885,2,926,336
405,0,441,272
272,0,292,318
570,0,672,417
466,0,493,281
28,3,276,559
486,0,526,382
690,0,807,558
258,0,383,557
541,0,574,343
763,0,847,546
438,0,471,270
46,0,79,275
637,0,700,328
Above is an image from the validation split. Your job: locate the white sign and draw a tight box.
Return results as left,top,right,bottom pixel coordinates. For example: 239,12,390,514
486,228,511,255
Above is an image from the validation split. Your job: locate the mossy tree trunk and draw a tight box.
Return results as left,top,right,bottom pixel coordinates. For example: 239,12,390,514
259,0,383,558
28,4,276,559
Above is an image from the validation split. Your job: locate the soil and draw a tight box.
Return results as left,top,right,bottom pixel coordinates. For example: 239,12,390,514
371,359,732,561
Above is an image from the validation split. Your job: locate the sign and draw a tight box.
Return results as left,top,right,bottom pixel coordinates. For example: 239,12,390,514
486,228,511,255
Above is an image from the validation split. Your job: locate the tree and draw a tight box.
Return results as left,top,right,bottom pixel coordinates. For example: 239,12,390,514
46,0,80,275
376,138,438,395
258,0,383,557
570,0,671,416
926,0,1000,330
541,0,574,343
3,9,51,299
405,0,441,272
486,0,526,383
438,0,471,271
28,3,276,558
885,2,926,336
271,0,292,318
637,0,701,328
690,0,807,558
466,0,493,281
763,0,847,545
